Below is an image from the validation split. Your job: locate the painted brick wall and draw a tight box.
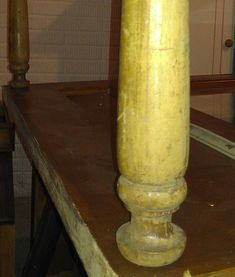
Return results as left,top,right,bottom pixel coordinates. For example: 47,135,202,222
0,0,112,196
108,0,121,81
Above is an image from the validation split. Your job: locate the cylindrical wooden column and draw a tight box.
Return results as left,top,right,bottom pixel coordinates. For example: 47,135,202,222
8,0,30,88
116,0,189,267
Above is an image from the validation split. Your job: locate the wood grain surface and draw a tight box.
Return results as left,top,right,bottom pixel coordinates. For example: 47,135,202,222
3,81,235,276
191,74,235,95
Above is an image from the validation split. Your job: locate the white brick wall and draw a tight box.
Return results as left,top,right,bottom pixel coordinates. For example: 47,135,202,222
28,0,111,83
13,136,32,197
0,0,112,196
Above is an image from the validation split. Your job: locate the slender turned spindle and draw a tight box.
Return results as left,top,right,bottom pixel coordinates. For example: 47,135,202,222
116,0,189,267
8,0,30,88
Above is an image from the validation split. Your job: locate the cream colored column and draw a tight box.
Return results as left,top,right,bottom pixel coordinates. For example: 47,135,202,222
8,0,30,88
116,0,190,267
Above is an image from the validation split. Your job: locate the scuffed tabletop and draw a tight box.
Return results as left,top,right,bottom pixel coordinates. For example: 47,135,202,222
3,80,235,277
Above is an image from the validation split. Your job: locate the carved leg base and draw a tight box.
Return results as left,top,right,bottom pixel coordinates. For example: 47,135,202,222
116,176,187,267
10,73,29,89
117,222,186,267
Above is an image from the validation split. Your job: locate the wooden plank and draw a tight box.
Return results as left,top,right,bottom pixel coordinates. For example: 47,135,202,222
191,74,235,89
3,81,235,276
190,74,235,95
0,224,15,277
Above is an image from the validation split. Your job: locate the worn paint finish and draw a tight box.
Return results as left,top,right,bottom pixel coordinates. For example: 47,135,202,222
118,0,190,183
3,90,118,277
117,0,190,267
8,0,30,88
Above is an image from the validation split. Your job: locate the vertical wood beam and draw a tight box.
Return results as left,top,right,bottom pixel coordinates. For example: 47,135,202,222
116,0,190,267
0,224,15,277
8,0,30,88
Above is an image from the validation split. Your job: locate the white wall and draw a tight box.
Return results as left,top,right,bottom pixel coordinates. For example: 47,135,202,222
0,0,112,196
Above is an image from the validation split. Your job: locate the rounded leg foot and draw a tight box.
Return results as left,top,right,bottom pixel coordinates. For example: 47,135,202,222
116,222,186,267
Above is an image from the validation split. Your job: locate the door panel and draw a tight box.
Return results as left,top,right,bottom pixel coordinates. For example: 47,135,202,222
190,0,217,75
190,0,235,123
190,0,234,75
221,0,235,73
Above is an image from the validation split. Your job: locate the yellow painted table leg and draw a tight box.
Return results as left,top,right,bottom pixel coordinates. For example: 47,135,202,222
116,0,190,267
8,0,30,88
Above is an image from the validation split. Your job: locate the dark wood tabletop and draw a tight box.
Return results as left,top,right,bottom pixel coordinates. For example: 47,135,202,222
3,80,235,276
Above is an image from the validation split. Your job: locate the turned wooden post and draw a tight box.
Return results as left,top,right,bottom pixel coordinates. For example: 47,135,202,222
8,0,30,88
116,0,189,267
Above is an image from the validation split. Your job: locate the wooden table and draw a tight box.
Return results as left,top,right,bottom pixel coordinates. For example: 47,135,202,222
3,80,235,277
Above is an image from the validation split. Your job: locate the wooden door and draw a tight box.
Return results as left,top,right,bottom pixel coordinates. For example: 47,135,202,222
190,0,234,75
108,0,235,122
190,0,235,122
220,0,235,73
